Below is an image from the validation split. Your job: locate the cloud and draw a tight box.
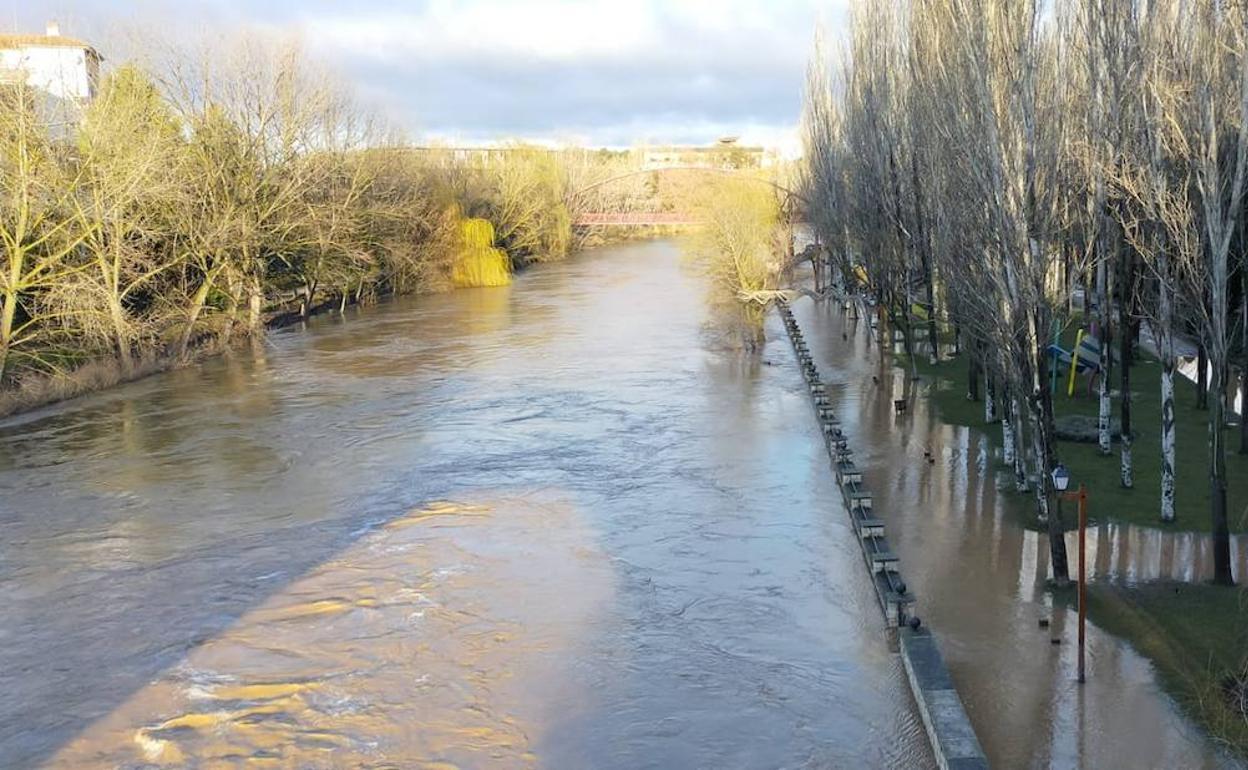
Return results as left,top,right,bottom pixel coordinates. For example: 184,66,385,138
16,0,848,147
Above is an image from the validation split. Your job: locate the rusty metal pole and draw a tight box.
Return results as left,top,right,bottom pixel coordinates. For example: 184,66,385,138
1078,483,1087,684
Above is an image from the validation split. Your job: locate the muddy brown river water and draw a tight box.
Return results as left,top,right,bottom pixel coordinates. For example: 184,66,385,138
0,239,1241,768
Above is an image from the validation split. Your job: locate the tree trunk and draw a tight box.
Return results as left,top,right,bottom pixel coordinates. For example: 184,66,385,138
1240,367,1248,454
967,347,981,402
985,366,998,423
1002,408,1015,466
1159,266,1177,523
0,291,16,381
247,274,264,332
1097,248,1113,454
1012,396,1029,492
1030,313,1069,585
1097,332,1113,455
109,297,133,377
1120,281,1133,488
179,271,217,357
1210,362,1235,585
1197,341,1209,409
1241,285,1248,453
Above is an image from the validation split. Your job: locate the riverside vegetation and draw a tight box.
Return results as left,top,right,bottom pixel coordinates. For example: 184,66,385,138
798,0,1248,753
0,35,789,416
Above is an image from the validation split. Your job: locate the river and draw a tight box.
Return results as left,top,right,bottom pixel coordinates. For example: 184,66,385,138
0,239,1238,768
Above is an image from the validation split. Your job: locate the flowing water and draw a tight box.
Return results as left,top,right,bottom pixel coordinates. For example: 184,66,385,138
0,239,1239,769
1,240,928,769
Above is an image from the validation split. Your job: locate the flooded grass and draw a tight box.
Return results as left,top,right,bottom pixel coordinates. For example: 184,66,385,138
1087,581,1248,759
864,310,1248,761
898,345,1248,535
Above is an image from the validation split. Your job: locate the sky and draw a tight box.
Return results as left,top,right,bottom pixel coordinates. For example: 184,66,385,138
13,0,848,151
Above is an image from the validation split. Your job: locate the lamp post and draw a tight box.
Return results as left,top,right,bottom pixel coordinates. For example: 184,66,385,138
1051,463,1087,684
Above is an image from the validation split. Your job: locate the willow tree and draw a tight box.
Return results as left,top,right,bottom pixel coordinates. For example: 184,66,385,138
158,36,330,346
450,217,510,288
685,176,785,345
482,148,571,265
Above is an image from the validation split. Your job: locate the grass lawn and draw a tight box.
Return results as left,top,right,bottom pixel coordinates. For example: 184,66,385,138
1086,581,1248,758
888,318,1248,758
899,333,1248,534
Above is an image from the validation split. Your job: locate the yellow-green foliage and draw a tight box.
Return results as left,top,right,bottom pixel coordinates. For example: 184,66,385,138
684,178,783,305
451,217,511,287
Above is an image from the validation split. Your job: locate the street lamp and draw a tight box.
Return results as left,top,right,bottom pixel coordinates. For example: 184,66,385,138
1051,461,1087,683
1051,463,1070,492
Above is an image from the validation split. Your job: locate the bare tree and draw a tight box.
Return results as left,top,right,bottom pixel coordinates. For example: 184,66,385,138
0,83,90,380
61,65,185,374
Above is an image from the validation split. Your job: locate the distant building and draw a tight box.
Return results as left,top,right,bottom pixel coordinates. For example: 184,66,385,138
641,137,772,171
0,21,102,103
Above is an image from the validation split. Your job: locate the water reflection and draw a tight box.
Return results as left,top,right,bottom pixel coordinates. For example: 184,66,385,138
0,241,930,769
790,295,1240,769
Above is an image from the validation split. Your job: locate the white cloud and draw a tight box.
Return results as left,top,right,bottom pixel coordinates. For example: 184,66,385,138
308,0,661,62
20,0,851,147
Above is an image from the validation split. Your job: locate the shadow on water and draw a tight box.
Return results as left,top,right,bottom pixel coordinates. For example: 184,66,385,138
1,240,932,769
791,294,1244,768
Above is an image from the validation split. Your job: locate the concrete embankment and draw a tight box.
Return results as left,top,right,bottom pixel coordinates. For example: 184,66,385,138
777,298,988,770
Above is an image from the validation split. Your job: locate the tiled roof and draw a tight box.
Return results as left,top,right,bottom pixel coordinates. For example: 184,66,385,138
0,34,98,55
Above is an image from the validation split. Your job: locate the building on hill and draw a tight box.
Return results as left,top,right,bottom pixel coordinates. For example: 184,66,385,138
0,21,102,104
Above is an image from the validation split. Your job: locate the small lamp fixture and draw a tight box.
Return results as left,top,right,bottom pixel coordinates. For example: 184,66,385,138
1051,463,1070,492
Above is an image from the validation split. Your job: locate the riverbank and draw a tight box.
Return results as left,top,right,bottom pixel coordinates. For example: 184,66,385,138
0,227,703,422
1087,582,1248,757
897,340,1248,535
786,292,1230,766
0,290,386,420
885,321,1248,762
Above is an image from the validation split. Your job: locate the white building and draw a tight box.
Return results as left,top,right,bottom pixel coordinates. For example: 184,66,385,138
0,21,101,102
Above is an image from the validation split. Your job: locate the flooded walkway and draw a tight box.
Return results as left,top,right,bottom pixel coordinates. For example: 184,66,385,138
0,241,930,768
789,296,1243,768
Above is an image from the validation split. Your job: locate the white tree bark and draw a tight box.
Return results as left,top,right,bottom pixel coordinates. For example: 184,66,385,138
1160,363,1176,522
1002,413,1015,465
1098,368,1112,454
1012,398,1029,492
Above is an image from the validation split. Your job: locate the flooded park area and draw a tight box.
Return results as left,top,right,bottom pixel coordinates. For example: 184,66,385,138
0,240,1241,768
